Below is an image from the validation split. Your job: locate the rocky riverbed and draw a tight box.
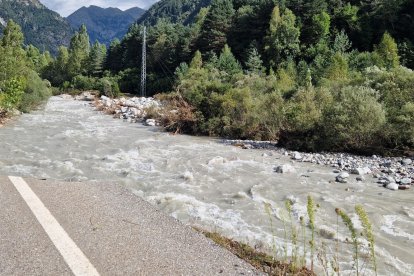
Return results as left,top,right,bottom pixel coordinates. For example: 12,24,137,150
223,140,414,191
92,93,161,126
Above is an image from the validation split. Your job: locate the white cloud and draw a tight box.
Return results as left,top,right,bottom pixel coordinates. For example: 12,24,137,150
40,0,159,17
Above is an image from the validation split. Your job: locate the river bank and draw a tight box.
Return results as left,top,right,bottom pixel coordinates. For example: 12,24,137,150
86,92,413,192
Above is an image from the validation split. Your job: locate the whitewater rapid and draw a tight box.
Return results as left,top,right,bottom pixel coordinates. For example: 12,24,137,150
0,97,413,275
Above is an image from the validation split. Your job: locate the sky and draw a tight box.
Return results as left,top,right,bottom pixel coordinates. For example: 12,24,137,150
40,0,159,17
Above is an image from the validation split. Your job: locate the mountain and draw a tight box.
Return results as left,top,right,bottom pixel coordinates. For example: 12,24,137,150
0,0,73,54
137,0,211,26
124,7,146,19
67,5,146,46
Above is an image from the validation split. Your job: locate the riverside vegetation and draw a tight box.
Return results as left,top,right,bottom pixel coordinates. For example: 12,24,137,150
32,0,414,155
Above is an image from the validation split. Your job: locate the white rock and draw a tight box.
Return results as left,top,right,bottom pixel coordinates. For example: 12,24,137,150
380,176,395,184
400,178,412,185
338,172,350,178
121,107,128,113
386,183,399,191
402,159,413,166
336,172,350,183
351,167,372,175
292,152,303,160
130,108,141,117
125,100,137,107
275,164,296,173
145,119,156,126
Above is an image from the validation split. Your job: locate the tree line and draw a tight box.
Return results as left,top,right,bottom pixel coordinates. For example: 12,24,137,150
0,20,52,116
1,0,413,154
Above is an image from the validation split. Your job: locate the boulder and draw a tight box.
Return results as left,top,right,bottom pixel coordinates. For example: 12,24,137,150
400,178,412,185
351,167,372,175
386,182,399,191
145,119,156,126
402,158,413,166
292,152,303,160
380,176,395,184
274,164,296,173
336,172,349,183
130,108,141,117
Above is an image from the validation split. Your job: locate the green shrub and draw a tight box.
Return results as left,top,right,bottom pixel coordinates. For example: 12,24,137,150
255,91,285,140
97,77,120,98
321,86,386,151
0,77,25,111
19,71,51,112
71,75,96,90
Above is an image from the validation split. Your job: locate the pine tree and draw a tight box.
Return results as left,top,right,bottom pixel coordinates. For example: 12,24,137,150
190,50,203,69
217,44,242,76
1,20,24,48
105,39,123,72
197,0,235,55
245,46,264,74
86,41,107,76
375,32,400,69
0,20,27,82
67,25,90,77
264,6,300,69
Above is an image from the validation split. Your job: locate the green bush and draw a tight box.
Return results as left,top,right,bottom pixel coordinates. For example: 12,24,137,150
321,86,386,151
0,77,25,111
19,70,51,113
97,77,120,98
71,75,96,91
255,91,285,140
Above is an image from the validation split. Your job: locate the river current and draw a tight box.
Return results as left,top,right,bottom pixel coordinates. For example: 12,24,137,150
0,97,413,275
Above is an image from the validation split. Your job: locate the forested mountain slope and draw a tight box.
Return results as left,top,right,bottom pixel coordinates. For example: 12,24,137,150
67,6,145,46
0,0,73,54
137,0,211,25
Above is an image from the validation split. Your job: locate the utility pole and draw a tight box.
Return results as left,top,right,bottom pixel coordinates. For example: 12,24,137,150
141,26,147,97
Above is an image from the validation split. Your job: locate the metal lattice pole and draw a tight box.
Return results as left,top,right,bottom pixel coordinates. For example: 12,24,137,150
140,26,147,97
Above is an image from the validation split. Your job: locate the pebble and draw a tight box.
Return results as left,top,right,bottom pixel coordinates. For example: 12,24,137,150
356,176,364,182
222,139,414,192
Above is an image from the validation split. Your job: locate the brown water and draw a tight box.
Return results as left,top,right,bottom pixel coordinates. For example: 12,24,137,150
0,96,413,275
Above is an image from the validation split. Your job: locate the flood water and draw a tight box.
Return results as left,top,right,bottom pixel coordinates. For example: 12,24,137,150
1,96,413,275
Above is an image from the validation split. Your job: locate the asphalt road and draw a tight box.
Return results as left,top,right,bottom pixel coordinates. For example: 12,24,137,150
0,176,259,276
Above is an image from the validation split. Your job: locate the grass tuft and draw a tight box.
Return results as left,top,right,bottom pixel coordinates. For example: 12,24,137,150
355,205,377,275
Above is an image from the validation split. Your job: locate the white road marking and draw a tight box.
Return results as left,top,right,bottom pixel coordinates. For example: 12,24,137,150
8,176,100,276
